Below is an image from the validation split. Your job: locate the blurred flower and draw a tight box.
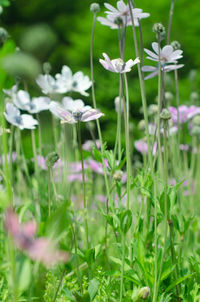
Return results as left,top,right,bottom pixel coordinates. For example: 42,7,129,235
179,144,189,151
4,103,38,130
144,42,183,64
99,53,139,73
0,152,17,165
97,1,149,29
134,139,157,156
11,90,50,114
82,139,101,151
3,85,18,98
169,105,200,124
4,208,68,267
36,74,65,95
49,100,104,124
114,96,124,113
68,173,88,183
55,66,92,96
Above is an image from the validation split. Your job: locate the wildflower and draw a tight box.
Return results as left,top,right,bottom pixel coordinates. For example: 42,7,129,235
152,23,165,35
171,40,181,51
97,1,150,29
3,85,18,98
134,139,157,156
36,74,64,95
4,103,38,130
99,53,139,73
142,64,183,80
55,66,92,96
49,100,104,124
169,105,200,124
138,286,150,299
82,139,101,151
90,3,100,13
179,144,189,151
4,208,68,267
12,90,50,114
113,170,123,182
160,108,171,120
144,42,183,64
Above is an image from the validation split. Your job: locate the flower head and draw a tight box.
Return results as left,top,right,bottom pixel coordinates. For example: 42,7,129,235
169,105,200,124
144,42,183,64
97,1,150,29
36,74,63,95
55,66,92,96
50,99,104,124
4,103,38,130
4,208,68,267
12,90,50,114
142,64,183,80
99,53,139,73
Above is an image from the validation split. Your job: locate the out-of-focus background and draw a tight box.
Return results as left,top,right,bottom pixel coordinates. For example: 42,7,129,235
1,0,200,147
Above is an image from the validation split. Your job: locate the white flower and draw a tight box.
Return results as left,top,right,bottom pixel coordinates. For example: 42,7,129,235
55,66,92,96
49,99,104,124
114,96,124,113
142,64,184,80
99,53,140,73
97,1,150,29
4,103,38,130
144,42,183,64
3,85,18,98
36,74,65,95
12,90,50,114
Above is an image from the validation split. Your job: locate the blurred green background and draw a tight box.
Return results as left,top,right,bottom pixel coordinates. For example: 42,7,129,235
1,0,200,148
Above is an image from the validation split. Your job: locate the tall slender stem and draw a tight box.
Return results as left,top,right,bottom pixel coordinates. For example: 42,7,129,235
77,122,89,250
127,0,153,172
157,35,163,172
167,0,175,44
31,129,38,177
119,233,125,302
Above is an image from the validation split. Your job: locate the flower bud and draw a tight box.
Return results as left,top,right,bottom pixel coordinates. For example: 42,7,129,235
90,3,100,13
165,91,173,102
191,126,200,136
114,96,124,113
138,287,150,299
190,92,199,102
46,152,59,168
193,115,200,126
153,23,165,37
43,62,51,75
138,119,145,131
113,170,123,182
148,104,158,116
171,40,181,50
160,109,171,120
0,27,8,46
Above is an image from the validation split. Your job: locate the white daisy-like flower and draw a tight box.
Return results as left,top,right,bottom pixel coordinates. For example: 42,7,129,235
49,99,104,124
142,64,184,80
97,1,150,29
36,74,66,95
55,66,92,96
99,53,140,73
12,90,50,114
4,103,38,130
144,42,183,64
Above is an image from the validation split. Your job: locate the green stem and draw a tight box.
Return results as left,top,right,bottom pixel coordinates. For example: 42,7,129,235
127,0,153,172
48,168,51,217
157,35,163,173
31,129,38,178
120,233,125,302
167,0,175,44
77,122,89,250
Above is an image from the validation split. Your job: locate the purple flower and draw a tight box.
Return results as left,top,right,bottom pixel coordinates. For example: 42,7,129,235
169,105,200,124
134,140,157,156
49,100,104,124
99,53,140,73
82,140,101,151
68,173,88,183
97,1,150,29
179,144,189,151
4,209,68,267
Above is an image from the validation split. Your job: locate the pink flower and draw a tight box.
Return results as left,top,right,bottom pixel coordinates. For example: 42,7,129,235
99,53,139,73
67,173,88,182
169,105,200,124
4,209,68,267
179,144,189,151
134,140,157,156
82,140,101,151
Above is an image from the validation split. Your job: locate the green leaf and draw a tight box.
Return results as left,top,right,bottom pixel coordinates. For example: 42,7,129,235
120,210,132,233
85,248,95,266
17,259,31,293
109,256,131,271
165,273,194,292
161,265,175,281
88,278,99,301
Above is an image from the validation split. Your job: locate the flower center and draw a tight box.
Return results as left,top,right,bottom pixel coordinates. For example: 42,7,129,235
72,81,78,88
15,116,22,125
72,110,83,121
114,58,125,72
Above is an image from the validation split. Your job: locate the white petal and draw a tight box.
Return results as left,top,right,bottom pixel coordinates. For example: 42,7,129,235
152,42,159,54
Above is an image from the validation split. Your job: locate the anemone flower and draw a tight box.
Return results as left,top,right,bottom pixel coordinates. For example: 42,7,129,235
97,1,150,29
49,100,104,124
36,74,66,95
3,85,18,98
99,53,139,73
12,90,50,114
4,103,38,130
142,64,184,80
4,208,68,267
55,66,92,97
144,42,183,64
